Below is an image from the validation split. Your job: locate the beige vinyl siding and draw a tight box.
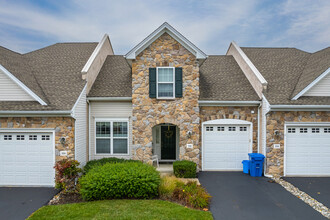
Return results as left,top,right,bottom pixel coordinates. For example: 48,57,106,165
73,86,87,166
304,73,330,96
89,101,132,160
0,69,34,101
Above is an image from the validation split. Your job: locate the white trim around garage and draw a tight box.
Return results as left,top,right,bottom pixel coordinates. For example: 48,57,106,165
0,64,47,106
198,100,261,106
201,119,253,171
87,97,132,101
292,67,330,100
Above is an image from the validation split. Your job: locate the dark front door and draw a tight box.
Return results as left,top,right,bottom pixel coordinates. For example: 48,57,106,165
161,126,176,160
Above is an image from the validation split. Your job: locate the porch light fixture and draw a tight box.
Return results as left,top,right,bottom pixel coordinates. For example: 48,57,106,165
60,137,66,145
187,131,192,138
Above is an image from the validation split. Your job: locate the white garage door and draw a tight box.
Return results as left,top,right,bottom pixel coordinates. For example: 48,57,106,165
0,132,55,186
286,126,330,176
203,123,251,170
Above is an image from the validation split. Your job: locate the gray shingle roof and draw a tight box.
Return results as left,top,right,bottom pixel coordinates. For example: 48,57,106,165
0,43,97,111
242,47,330,105
88,55,132,97
199,55,260,101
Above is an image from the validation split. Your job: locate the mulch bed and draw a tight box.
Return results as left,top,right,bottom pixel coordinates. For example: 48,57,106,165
49,191,84,205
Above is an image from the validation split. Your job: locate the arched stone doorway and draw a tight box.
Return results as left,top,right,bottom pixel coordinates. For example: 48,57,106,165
152,123,180,161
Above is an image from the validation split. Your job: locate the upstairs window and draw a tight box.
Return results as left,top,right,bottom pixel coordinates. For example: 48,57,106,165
157,67,175,99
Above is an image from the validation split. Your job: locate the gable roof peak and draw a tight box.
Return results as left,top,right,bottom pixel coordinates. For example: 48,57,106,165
125,22,207,60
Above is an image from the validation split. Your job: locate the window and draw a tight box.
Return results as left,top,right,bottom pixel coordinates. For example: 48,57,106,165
228,127,236,131
42,135,50,140
206,126,213,131
4,135,12,140
157,67,175,98
16,135,25,140
29,135,37,140
312,128,320,133
288,128,296,133
217,127,224,131
96,120,128,154
240,127,247,131
324,128,330,133
300,128,308,133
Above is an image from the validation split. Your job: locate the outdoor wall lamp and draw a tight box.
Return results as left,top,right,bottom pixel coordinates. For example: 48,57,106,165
187,131,192,138
274,130,280,136
60,137,66,145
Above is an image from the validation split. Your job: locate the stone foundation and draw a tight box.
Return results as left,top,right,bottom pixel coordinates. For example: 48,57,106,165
266,111,330,176
0,117,75,162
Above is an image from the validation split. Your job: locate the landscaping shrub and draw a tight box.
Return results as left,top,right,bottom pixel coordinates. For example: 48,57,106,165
83,157,140,174
173,160,197,178
79,162,160,200
54,159,82,193
173,181,211,209
159,176,181,199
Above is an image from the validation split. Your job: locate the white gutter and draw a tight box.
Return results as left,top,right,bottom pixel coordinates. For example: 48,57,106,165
270,105,330,111
87,97,132,101
198,100,261,106
0,110,71,117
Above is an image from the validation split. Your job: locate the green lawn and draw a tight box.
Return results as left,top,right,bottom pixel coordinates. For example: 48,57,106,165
28,200,213,220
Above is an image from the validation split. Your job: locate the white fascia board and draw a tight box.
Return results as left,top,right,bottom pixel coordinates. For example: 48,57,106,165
0,64,47,105
292,67,330,100
0,110,71,117
71,84,87,118
270,104,330,111
229,41,268,86
82,34,110,74
198,100,261,106
87,97,132,101
125,22,207,60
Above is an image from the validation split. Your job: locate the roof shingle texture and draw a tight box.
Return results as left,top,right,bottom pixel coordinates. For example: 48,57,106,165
242,47,330,105
0,43,97,111
199,55,259,101
88,55,132,97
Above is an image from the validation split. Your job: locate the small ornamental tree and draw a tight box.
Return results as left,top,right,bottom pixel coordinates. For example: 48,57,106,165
54,159,82,193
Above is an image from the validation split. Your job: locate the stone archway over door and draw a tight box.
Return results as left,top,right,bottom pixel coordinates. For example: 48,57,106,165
202,119,253,171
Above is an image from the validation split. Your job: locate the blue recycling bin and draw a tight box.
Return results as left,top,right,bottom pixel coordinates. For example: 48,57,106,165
248,153,265,177
242,160,250,174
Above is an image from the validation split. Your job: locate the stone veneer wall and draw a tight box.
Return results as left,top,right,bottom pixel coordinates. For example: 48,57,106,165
200,106,259,152
0,117,75,161
266,111,330,176
131,33,200,166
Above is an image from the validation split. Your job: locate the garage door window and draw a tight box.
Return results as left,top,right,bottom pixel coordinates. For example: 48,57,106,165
206,126,213,131
4,135,12,140
42,135,50,140
324,128,330,133
240,127,247,131
96,120,128,155
228,127,236,131
16,135,25,140
288,128,296,133
29,135,37,140
312,128,320,133
300,128,308,133
217,127,224,131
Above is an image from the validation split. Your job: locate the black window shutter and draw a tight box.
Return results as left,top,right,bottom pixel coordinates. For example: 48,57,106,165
175,67,183,98
149,68,156,98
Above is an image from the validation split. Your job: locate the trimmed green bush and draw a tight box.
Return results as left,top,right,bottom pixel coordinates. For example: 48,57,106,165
79,162,160,201
173,160,197,178
83,157,140,174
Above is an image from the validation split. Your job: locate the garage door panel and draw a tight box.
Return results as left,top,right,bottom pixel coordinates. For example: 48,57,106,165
286,126,330,176
203,124,250,170
0,132,54,186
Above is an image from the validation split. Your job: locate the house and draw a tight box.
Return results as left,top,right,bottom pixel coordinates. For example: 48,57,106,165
0,22,329,186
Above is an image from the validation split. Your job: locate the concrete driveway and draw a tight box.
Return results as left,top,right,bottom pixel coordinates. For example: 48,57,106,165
198,172,326,220
284,177,330,208
0,187,58,220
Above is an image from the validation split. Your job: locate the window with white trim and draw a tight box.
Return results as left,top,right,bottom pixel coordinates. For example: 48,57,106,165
96,120,128,154
157,67,175,98
288,128,296,133
300,128,308,133
206,126,213,131
16,135,25,140
29,135,37,140
4,135,12,140
312,128,320,133
217,127,224,131
228,127,236,131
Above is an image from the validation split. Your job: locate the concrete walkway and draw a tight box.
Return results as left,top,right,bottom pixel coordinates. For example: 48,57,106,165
198,172,326,220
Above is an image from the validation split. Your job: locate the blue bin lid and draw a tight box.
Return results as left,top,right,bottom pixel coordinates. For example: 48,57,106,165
248,153,265,159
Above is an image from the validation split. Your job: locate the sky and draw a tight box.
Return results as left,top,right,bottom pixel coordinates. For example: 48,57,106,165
0,0,329,55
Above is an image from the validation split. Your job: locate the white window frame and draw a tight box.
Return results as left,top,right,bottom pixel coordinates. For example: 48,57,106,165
156,67,175,99
95,118,129,156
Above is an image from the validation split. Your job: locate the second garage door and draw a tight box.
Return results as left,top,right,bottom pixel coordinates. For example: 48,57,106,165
0,132,55,186
203,121,251,171
286,125,330,176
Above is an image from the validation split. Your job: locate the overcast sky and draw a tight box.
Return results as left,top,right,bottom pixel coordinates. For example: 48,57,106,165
0,0,329,55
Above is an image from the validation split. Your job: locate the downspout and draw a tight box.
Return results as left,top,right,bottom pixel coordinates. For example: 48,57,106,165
257,104,261,153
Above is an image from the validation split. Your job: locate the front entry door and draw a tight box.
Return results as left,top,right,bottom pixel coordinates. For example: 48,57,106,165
161,126,176,160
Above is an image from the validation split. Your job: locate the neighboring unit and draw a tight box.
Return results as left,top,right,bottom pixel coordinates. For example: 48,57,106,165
0,23,329,186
